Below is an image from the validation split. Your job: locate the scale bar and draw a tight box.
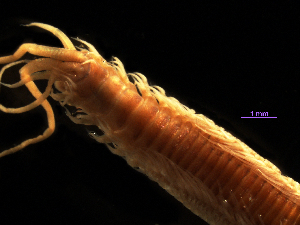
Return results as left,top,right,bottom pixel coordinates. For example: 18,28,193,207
241,117,277,118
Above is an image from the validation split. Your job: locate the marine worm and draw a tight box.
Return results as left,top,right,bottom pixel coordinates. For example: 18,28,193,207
0,23,299,225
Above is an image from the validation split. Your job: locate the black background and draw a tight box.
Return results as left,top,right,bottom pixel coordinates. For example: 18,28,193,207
0,2,299,225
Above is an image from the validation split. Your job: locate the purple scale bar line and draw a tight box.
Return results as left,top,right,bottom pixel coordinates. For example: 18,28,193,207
241,117,277,118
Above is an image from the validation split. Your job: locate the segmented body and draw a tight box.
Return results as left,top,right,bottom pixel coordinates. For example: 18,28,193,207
0,23,299,225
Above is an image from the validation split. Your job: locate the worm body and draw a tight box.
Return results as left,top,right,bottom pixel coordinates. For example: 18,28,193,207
0,23,299,225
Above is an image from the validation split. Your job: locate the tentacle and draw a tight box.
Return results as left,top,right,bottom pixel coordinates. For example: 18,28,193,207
0,59,57,90
0,43,87,65
25,23,76,50
0,24,91,158
0,58,62,113
0,93,54,158
0,75,54,113
1,70,51,89
0,60,57,158
0,98,55,158
0,60,30,91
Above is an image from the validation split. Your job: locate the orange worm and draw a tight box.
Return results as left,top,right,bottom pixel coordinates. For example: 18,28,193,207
0,23,299,225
